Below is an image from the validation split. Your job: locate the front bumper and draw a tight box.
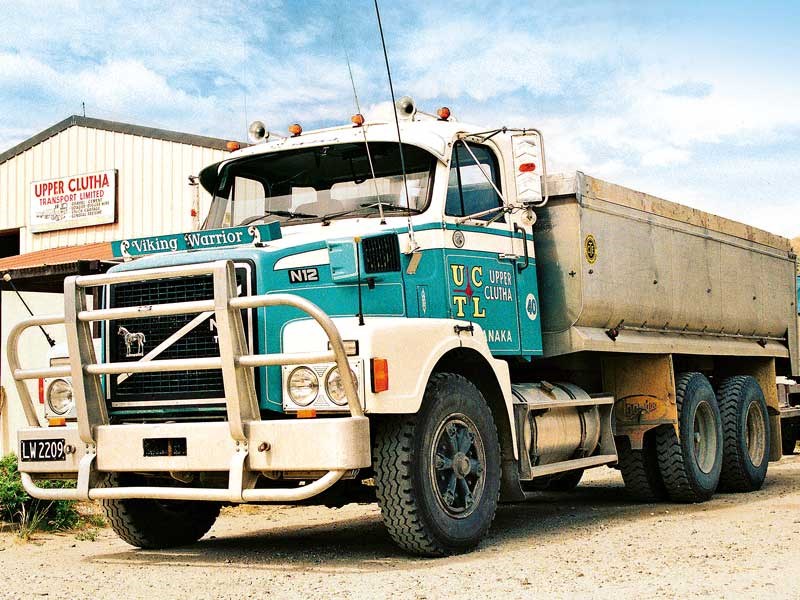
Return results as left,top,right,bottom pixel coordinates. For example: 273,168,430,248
17,417,371,502
18,417,370,474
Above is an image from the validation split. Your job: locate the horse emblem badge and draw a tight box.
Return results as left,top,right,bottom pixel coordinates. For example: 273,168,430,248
118,326,146,358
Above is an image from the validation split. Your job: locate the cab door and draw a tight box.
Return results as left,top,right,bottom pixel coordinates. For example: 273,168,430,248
443,141,521,355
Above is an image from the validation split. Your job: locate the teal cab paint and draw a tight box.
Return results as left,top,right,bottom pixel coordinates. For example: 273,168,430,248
106,115,545,416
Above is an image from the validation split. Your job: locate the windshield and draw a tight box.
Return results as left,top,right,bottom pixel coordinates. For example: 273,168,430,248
204,142,436,229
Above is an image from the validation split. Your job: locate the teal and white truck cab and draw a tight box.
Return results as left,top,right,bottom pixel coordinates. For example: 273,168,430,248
11,99,799,556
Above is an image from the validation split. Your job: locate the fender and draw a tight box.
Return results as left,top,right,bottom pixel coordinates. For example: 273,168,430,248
281,316,518,458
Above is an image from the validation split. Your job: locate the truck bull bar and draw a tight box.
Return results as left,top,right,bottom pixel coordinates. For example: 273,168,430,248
8,260,369,503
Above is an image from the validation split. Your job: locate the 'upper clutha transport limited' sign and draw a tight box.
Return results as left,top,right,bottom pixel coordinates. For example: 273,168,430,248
30,169,117,233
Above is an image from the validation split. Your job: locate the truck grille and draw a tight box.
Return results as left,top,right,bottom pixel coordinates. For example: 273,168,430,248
107,265,254,422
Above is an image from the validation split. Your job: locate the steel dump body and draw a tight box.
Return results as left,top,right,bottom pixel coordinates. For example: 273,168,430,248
534,172,798,370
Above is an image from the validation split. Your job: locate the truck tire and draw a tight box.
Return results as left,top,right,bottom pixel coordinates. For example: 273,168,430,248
545,469,584,491
782,427,797,455
617,434,667,502
716,376,770,492
100,473,221,549
656,372,723,502
372,373,501,556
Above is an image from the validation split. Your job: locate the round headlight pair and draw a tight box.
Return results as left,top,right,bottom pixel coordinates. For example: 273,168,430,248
46,379,73,415
287,366,358,407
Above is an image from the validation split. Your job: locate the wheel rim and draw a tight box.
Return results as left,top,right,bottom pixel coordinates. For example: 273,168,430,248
692,400,718,474
745,400,766,467
430,414,486,519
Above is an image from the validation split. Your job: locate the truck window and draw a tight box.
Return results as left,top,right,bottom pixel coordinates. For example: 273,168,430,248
445,143,503,221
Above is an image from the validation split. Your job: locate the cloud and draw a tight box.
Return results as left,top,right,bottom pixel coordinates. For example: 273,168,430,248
663,81,713,98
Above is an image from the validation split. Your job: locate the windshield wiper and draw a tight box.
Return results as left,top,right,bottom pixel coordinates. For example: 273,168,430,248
321,202,421,224
240,210,316,226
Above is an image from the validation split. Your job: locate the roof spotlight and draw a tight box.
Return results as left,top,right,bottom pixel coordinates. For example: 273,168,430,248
248,120,268,143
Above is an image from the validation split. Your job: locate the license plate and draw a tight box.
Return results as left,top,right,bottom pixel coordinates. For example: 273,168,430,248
19,438,66,462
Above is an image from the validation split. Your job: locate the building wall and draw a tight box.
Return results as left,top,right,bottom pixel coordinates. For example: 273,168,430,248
0,124,229,252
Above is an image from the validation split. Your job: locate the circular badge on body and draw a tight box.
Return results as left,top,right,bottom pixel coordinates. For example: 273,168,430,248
584,234,598,264
524,293,538,320
452,230,465,248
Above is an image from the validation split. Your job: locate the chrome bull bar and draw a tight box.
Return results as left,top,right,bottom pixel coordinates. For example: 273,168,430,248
8,259,367,502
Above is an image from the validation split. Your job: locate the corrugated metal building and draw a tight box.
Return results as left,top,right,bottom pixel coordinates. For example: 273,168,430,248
0,116,237,454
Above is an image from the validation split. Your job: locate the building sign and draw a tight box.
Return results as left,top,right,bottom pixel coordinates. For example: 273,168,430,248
30,169,117,233
111,222,282,258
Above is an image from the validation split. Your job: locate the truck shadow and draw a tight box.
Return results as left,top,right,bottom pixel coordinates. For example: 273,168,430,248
89,465,795,573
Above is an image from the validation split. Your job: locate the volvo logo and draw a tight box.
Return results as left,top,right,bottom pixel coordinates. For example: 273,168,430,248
118,326,146,358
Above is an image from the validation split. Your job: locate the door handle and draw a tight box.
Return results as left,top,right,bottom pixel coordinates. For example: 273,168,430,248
514,224,530,273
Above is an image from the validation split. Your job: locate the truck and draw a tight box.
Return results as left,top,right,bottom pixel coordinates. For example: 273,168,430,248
9,98,799,556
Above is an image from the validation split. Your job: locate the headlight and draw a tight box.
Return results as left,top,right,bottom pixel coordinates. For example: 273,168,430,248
325,367,358,406
287,367,319,406
46,379,73,415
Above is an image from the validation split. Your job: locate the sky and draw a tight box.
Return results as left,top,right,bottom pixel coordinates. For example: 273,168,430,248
1,0,798,237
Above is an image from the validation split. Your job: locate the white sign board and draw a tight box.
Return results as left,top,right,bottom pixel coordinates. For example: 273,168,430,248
30,169,117,233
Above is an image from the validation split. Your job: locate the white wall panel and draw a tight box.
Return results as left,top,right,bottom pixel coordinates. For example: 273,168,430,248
0,124,230,252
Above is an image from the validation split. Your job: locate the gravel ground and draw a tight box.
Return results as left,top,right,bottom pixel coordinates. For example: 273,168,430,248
2,455,799,600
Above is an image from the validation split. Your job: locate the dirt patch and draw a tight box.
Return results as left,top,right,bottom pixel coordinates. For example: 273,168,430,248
2,456,799,599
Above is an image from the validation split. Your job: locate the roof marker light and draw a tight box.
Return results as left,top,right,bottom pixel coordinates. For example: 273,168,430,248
226,141,241,151
351,113,365,127
436,106,451,121
288,123,303,136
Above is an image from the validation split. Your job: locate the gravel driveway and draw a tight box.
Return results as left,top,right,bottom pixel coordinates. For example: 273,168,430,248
2,455,799,599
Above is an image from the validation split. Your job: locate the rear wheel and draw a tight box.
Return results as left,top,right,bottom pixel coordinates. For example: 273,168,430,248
717,376,770,492
545,469,584,492
100,473,221,549
373,373,501,556
656,372,723,502
782,424,797,455
617,433,667,502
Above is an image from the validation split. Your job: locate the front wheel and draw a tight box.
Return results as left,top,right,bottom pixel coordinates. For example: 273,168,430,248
373,373,501,556
100,473,221,549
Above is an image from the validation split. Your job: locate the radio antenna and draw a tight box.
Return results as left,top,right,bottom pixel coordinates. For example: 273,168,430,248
2,273,56,347
373,0,417,250
339,33,385,224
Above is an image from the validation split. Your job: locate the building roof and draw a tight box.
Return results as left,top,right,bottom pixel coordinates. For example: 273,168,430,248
0,115,240,166
0,243,116,292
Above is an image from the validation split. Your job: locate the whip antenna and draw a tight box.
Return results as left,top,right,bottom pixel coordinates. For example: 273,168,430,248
340,37,385,224
373,0,417,250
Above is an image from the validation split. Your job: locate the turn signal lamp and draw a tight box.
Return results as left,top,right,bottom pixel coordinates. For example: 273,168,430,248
226,141,241,151
519,162,536,172
48,418,67,427
371,358,389,393
288,123,303,136
351,113,365,127
297,409,317,419
436,106,451,121
38,378,44,404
